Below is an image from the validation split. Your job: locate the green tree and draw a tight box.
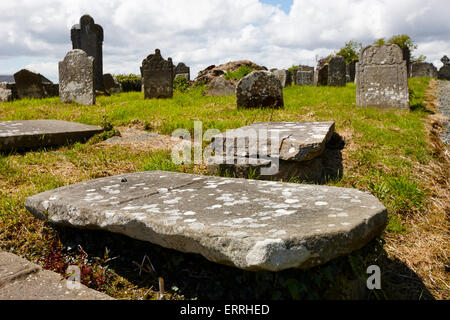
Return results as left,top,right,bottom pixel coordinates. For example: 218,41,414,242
336,40,363,63
373,37,386,46
387,34,417,51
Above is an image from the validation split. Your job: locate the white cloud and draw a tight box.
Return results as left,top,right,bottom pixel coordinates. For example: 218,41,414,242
0,0,448,82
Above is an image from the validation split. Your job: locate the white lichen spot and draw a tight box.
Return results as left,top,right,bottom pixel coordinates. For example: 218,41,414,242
315,201,328,206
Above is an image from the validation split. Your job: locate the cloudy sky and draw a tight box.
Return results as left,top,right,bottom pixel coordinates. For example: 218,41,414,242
0,0,449,82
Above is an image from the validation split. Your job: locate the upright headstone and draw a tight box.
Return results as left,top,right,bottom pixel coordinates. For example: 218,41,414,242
438,55,450,80
316,65,328,86
13,69,46,99
103,73,121,94
174,62,190,81
58,49,95,105
141,49,174,99
236,71,283,109
0,82,15,102
411,62,438,78
356,44,409,110
271,69,292,87
328,56,346,86
402,47,411,78
295,70,313,86
347,60,358,83
71,15,104,92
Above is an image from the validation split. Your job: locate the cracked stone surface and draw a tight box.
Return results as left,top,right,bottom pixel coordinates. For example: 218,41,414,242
26,170,387,271
206,121,335,162
0,250,113,300
0,120,103,151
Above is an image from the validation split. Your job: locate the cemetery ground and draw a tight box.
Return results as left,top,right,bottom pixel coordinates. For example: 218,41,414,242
0,77,448,300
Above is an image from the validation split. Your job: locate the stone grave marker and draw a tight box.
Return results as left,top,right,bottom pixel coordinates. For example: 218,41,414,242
328,56,346,86
13,69,46,99
411,62,438,78
141,49,174,99
294,70,313,86
356,44,409,110
236,71,283,109
26,170,388,271
59,49,95,105
271,69,292,87
71,15,104,92
316,65,328,86
174,62,190,81
103,73,121,94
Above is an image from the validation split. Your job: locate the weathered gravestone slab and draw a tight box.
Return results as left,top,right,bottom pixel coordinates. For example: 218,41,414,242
13,69,46,99
71,15,104,92
174,62,190,81
356,44,409,110
59,49,95,105
26,170,388,271
0,250,113,300
0,82,13,102
411,62,438,78
236,71,283,109
271,69,292,87
205,121,336,182
328,56,346,86
141,49,174,99
316,65,328,86
204,77,235,96
294,70,313,86
0,120,103,151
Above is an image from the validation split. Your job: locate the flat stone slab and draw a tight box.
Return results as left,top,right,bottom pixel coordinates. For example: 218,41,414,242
0,120,103,151
0,251,113,300
26,171,388,271
207,121,335,162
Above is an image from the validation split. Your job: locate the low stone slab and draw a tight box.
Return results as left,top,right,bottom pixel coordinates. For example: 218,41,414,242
0,251,113,300
26,170,387,271
206,121,335,162
0,120,103,151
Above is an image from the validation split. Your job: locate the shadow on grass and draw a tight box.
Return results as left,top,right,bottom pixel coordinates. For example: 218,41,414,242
52,225,434,300
410,102,434,114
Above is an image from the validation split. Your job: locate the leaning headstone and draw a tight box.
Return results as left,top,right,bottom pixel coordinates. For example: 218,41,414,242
26,170,388,272
411,62,438,78
71,15,104,92
328,56,346,86
13,69,46,99
294,70,313,86
59,49,95,105
236,71,283,109
356,44,409,110
204,77,235,96
271,69,292,87
174,62,190,81
141,49,174,99
205,121,337,182
0,120,103,151
316,65,328,86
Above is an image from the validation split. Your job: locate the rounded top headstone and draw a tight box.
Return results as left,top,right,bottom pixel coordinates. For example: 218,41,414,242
359,43,404,65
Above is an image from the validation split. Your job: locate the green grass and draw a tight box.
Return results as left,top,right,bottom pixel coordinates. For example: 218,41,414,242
0,77,444,300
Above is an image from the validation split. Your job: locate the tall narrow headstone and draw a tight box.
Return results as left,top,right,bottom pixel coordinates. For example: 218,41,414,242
347,60,358,83
59,49,95,105
71,15,104,92
141,49,174,99
356,44,409,110
328,56,346,86
13,69,46,99
271,69,292,87
316,65,328,86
